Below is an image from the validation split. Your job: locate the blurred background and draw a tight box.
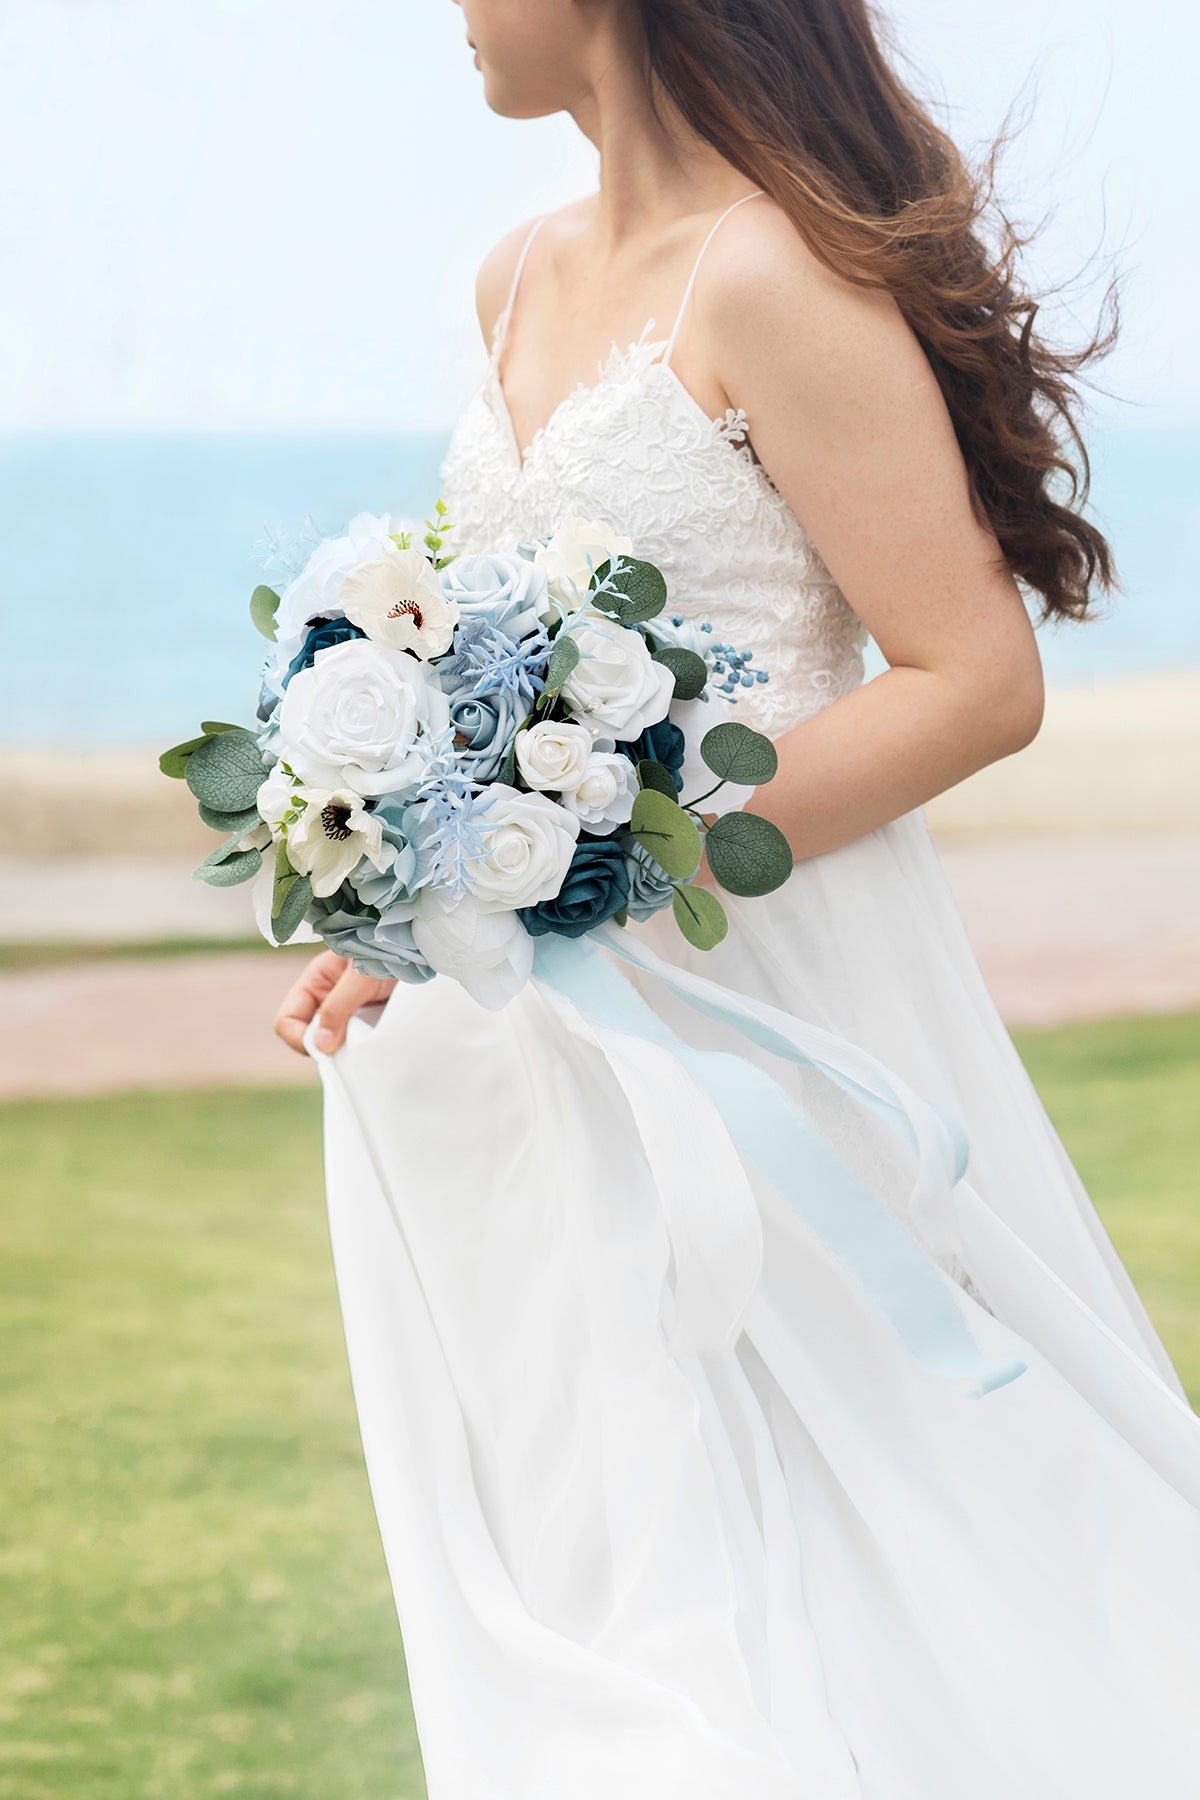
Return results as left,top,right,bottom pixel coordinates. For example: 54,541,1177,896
1,2,1197,1795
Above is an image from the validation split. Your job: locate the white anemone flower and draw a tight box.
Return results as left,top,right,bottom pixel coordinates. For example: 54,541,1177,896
284,788,386,898
340,546,458,659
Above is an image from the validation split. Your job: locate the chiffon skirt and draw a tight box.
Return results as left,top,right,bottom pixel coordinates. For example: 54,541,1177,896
312,804,1200,1798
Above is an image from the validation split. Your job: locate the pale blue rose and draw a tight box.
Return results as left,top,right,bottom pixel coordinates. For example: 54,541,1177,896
440,551,549,641
347,795,422,914
310,884,434,985
623,838,676,921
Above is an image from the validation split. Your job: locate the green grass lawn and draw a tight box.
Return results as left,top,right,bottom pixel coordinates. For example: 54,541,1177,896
1,1011,1197,1798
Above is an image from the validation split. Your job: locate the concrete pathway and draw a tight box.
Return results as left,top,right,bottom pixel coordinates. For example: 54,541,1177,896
0,835,1196,1099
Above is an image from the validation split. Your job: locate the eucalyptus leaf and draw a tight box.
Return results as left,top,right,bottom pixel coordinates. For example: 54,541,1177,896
612,906,629,928
159,734,209,779
185,729,267,813
198,801,262,834
630,787,702,880
637,758,677,799
543,632,580,692
653,646,708,702
672,883,728,950
700,720,779,786
704,811,793,897
272,872,313,943
192,833,263,888
589,556,668,624
249,585,281,641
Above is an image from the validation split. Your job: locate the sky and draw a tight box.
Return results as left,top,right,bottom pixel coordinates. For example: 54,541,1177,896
1,0,1195,433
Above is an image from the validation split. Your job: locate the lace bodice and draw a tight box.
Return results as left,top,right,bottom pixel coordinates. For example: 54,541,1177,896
438,202,868,738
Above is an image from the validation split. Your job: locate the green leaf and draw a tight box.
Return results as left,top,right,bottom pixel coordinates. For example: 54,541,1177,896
543,633,580,692
630,788,703,880
198,801,262,834
700,720,779,786
672,884,729,950
652,646,708,702
185,729,266,813
637,758,678,799
612,906,629,928
497,713,533,787
272,872,313,943
590,556,668,624
704,811,793,897
192,832,263,888
249,585,280,641
199,721,246,736
159,734,209,779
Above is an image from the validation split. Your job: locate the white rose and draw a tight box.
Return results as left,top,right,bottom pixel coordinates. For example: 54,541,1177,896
284,788,385,898
340,545,458,659
460,784,579,913
410,893,534,1012
269,512,410,689
276,637,450,797
514,719,595,793
561,611,675,740
559,748,638,833
534,516,634,611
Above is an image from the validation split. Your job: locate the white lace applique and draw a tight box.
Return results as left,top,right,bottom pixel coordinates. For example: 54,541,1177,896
440,328,869,737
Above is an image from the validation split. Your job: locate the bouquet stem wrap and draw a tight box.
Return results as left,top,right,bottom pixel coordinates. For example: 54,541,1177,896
532,925,1027,1399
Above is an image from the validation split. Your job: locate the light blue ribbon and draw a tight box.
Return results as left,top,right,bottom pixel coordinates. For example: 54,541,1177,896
533,926,1026,1399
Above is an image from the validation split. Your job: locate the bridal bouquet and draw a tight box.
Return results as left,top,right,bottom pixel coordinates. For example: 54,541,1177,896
161,506,793,1008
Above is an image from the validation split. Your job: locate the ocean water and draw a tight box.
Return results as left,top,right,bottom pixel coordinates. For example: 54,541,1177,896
2,426,1197,749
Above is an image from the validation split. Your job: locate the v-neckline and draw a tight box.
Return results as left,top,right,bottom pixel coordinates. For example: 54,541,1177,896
488,318,666,476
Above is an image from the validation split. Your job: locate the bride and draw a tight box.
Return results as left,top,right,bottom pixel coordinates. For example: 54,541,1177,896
273,2,1200,1793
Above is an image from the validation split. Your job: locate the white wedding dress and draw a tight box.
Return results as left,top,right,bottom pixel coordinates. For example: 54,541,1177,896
313,197,1200,1797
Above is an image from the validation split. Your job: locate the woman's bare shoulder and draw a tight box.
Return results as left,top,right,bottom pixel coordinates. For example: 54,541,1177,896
474,195,596,350
694,192,918,395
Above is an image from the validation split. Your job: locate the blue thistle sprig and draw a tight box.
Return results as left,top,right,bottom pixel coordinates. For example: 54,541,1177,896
441,616,552,711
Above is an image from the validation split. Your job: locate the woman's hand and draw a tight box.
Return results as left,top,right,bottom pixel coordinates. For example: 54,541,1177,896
273,949,398,1056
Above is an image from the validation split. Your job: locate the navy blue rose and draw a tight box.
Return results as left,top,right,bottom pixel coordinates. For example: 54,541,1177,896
519,838,631,940
621,716,686,792
285,616,366,686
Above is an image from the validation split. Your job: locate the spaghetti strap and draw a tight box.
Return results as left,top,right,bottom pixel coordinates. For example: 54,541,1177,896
491,215,548,363
662,190,765,368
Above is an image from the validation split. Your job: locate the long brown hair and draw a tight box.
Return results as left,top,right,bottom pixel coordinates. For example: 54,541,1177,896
640,0,1120,624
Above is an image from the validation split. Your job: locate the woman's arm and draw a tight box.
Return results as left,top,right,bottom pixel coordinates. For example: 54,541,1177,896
694,201,1045,861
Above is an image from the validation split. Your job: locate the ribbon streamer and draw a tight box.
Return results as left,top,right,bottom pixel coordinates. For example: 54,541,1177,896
533,925,1026,1399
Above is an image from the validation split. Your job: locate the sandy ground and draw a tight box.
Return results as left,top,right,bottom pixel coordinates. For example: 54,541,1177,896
3,667,1198,860
0,833,1197,1099
1,668,1195,1097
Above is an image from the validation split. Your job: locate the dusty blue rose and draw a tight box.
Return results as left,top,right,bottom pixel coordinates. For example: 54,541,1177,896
440,551,549,641
285,616,366,686
310,885,434,984
519,838,630,940
346,796,422,914
444,686,520,784
621,717,686,792
622,838,676,921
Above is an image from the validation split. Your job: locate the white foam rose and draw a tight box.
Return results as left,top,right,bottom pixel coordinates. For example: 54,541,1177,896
560,610,675,740
409,893,534,1012
515,719,595,793
276,637,450,797
284,788,385,898
340,545,458,659
460,785,579,913
534,516,634,611
559,747,638,833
